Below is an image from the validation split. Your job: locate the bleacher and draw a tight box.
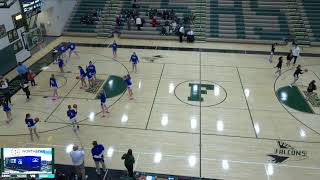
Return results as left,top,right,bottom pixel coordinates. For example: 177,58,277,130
119,0,197,40
64,0,122,37
301,0,320,44
62,0,320,45
207,0,291,44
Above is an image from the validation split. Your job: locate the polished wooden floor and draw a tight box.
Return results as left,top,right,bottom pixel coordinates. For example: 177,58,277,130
1,37,320,180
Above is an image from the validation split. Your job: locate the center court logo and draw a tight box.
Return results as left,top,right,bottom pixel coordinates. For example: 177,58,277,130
174,80,227,107
267,141,307,163
188,83,214,102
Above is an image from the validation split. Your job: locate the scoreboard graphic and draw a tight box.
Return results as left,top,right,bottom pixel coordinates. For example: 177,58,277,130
1,148,55,179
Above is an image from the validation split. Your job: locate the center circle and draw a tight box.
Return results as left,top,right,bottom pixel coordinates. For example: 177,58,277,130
174,80,227,107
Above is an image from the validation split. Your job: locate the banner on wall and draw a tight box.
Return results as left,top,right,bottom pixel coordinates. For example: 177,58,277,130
23,27,43,50
0,25,6,39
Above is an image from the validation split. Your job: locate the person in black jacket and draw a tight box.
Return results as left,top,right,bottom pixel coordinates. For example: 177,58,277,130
268,43,277,63
274,57,283,76
306,80,317,99
121,149,135,177
20,80,31,100
290,65,305,87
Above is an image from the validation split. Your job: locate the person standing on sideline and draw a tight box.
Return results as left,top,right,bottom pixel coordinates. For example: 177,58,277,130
121,149,135,177
0,77,11,105
28,70,36,86
123,74,134,100
291,43,301,66
70,145,87,180
16,62,28,81
112,40,118,58
88,61,97,81
67,105,79,131
99,91,109,117
274,57,283,76
20,80,31,101
78,66,87,89
25,113,40,141
50,74,59,100
306,80,317,99
290,65,305,87
1,99,12,123
179,26,184,43
130,52,139,73
136,16,142,30
91,141,106,175
269,43,276,63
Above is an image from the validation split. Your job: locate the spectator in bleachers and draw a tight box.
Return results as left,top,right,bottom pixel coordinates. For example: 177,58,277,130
163,10,169,20
151,17,158,27
169,9,175,20
141,17,146,27
160,26,167,36
80,9,101,25
116,15,121,26
136,16,142,30
187,29,195,43
127,18,132,30
171,20,177,33
132,0,139,8
164,21,170,34
179,26,185,42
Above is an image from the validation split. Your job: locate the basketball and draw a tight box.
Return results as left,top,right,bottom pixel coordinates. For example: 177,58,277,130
34,117,40,123
73,104,78,109
304,68,308,72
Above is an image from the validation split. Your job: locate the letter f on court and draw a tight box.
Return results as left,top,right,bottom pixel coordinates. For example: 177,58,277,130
188,83,214,102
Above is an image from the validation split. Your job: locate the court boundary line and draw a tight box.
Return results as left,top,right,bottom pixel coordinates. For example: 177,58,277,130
23,144,320,171
145,64,165,130
199,51,202,178
236,67,258,138
75,42,320,57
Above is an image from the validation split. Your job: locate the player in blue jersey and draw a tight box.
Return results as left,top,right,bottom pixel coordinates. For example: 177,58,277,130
58,44,67,59
78,66,87,89
130,52,139,73
123,74,134,100
91,141,106,175
88,61,97,81
68,42,79,60
99,91,109,117
86,66,94,87
1,99,12,123
57,58,64,73
112,40,118,58
50,74,59,100
67,105,79,131
25,113,40,141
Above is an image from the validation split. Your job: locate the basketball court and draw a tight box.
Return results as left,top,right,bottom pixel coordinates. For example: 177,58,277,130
1,37,320,179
